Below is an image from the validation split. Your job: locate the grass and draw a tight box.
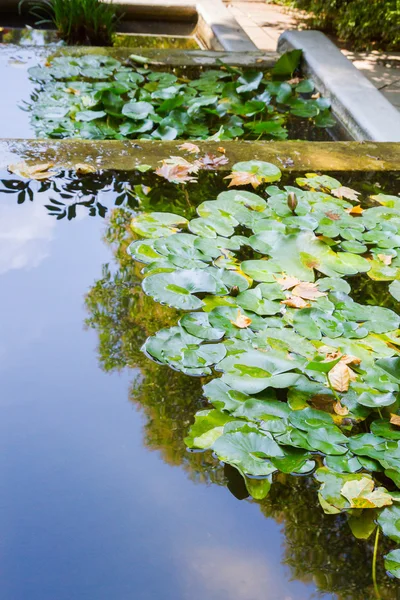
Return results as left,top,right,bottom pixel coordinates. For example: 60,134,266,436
20,0,119,46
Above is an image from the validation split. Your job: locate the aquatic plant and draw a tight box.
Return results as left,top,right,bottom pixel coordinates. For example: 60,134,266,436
19,0,118,46
128,159,400,582
25,52,335,140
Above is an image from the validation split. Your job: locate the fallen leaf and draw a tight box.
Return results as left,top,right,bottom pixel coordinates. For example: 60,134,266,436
378,254,393,265
311,92,320,99
75,163,97,175
224,171,262,189
331,186,361,201
275,275,301,289
291,282,327,301
328,360,350,392
217,147,226,153
345,204,364,215
8,161,56,180
155,156,199,184
325,211,341,221
65,87,80,95
390,414,400,427
177,143,200,154
230,310,252,328
341,354,361,366
281,295,310,309
341,478,393,509
334,401,349,416
195,153,229,170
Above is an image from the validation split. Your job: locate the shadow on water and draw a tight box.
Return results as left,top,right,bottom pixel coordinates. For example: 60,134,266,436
1,166,400,599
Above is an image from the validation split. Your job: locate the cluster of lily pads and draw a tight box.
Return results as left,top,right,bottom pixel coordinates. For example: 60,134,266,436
26,52,335,140
127,159,400,579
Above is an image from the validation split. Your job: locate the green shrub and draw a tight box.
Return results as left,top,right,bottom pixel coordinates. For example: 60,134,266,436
20,0,119,46
280,0,400,51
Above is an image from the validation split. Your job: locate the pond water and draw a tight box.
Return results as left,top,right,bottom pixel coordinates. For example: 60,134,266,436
0,167,399,600
0,27,201,49
0,46,338,140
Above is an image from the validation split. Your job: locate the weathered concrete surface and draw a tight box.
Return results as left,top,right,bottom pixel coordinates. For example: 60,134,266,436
278,30,400,142
50,45,277,66
1,140,399,172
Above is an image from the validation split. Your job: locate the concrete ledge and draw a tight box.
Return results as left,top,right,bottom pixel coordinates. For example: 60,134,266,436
1,140,399,172
278,30,400,142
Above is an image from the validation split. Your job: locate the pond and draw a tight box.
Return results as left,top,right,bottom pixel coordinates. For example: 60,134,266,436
0,47,341,140
0,163,399,599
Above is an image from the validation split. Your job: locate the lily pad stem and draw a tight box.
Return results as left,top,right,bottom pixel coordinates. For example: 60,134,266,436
325,373,341,404
372,526,381,600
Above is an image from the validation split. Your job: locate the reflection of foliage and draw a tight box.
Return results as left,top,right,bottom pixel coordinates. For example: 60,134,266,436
84,183,400,596
113,34,200,50
258,476,398,599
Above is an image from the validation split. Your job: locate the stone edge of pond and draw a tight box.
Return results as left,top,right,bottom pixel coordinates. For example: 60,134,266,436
1,140,399,172
43,46,278,67
278,30,400,143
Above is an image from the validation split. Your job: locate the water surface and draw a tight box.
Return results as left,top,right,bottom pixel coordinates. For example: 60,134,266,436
0,168,399,599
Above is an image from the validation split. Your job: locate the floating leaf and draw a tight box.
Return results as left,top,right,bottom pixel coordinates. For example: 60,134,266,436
142,269,221,310
231,310,252,328
384,549,400,578
340,477,393,508
131,212,187,238
8,161,56,180
331,186,360,201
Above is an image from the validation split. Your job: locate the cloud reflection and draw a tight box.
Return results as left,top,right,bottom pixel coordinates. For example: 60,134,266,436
0,200,54,274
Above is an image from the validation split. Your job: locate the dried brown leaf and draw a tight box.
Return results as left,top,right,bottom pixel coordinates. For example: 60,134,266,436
230,310,252,329
75,163,97,175
331,186,361,201
281,295,310,309
217,146,226,153
390,414,400,427
155,156,199,184
8,161,56,180
291,282,327,301
177,143,200,154
275,275,301,290
328,361,350,392
334,401,349,416
224,171,262,189
195,153,229,170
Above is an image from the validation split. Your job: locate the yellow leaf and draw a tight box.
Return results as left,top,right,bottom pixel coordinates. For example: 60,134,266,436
390,413,400,427
331,186,360,201
8,161,56,180
217,146,226,153
333,401,349,416
377,254,392,265
328,361,350,392
341,478,393,509
291,282,327,301
281,295,310,309
345,204,364,215
75,163,97,175
230,310,252,328
65,87,80,95
275,275,300,289
177,143,200,154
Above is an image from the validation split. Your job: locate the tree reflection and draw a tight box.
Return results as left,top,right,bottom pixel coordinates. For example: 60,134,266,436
84,204,400,599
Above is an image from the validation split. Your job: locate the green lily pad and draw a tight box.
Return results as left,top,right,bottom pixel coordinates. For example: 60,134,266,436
131,212,188,238
212,431,281,476
142,269,221,310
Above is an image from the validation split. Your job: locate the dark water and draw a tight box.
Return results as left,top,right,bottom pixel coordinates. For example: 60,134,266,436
0,168,399,600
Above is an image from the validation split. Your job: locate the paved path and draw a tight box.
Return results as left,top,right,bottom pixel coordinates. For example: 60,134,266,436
225,0,400,110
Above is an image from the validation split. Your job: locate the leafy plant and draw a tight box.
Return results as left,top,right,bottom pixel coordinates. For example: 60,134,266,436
26,52,335,140
127,158,400,581
19,0,119,46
